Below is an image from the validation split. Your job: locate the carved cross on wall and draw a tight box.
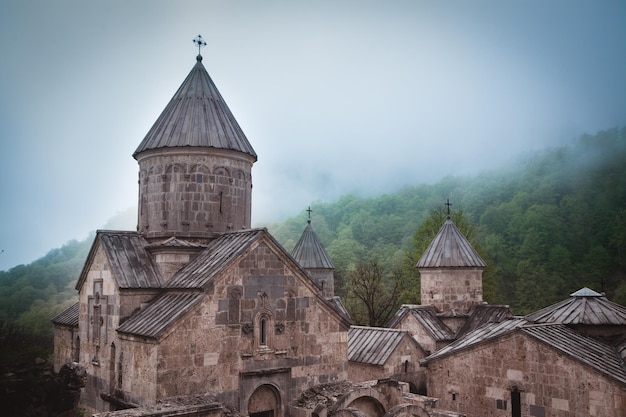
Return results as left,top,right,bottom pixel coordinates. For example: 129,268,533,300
88,280,107,348
258,290,268,307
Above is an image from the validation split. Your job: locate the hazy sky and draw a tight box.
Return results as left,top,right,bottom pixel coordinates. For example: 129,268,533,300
1,0,625,271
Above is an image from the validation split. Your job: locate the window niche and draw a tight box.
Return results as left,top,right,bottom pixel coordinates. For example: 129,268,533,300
255,311,274,351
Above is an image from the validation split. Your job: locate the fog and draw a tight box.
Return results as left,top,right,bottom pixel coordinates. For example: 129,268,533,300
1,0,625,271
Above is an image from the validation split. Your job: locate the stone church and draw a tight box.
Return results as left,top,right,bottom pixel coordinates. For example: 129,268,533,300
52,44,626,417
51,47,437,417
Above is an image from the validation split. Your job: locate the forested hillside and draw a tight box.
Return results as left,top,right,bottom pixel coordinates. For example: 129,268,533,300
268,126,626,317
1,127,625,367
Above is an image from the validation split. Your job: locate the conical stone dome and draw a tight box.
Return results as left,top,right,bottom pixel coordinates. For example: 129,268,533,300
134,55,256,240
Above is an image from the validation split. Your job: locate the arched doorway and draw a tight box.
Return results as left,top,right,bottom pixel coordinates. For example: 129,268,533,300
248,384,281,417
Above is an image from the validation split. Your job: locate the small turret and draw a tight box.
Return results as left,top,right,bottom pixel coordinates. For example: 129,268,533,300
291,212,335,298
417,215,486,314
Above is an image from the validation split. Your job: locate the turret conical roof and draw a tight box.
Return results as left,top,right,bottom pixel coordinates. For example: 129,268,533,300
291,221,334,269
133,56,257,160
417,218,486,268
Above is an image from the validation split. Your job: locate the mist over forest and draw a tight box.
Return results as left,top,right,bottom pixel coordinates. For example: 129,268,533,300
0,126,625,369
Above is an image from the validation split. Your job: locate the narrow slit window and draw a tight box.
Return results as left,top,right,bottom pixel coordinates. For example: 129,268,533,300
260,318,267,346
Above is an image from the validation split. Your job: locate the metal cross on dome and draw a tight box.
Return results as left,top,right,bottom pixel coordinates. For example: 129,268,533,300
445,198,452,216
193,35,207,56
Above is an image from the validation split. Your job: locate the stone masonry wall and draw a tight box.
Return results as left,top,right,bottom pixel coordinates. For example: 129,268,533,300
136,239,349,412
52,325,77,373
393,314,439,356
136,148,254,240
77,245,159,413
419,268,483,313
78,245,119,413
426,331,626,417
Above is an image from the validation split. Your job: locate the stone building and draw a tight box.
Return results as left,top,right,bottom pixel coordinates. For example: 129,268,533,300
52,48,460,417
389,215,626,416
51,50,355,416
389,216,512,351
420,315,626,416
347,326,426,393
52,44,626,417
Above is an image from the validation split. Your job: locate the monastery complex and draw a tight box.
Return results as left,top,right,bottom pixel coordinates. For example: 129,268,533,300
52,44,626,417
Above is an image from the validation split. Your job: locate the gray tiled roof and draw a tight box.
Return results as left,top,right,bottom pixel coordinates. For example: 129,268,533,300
522,324,626,386
388,305,455,341
166,228,266,289
291,222,334,269
421,319,626,386
116,291,204,339
118,228,351,337
133,57,256,160
348,326,416,365
526,288,626,325
76,231,162,291
421,318,527,364
456,304,513,338
51,302,79,327
417,218,486,268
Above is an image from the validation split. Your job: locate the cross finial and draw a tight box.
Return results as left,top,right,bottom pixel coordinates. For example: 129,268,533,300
306,206,313,224
193,35,207,60
445,198,452,217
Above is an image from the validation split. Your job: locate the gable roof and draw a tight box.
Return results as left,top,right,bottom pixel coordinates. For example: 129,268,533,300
421,318,527,364
76,231,162,291
290,221,334,269
417,218,486,268
51,302,79,327
133,56,257,160
119,228,351,338
165,228,267,289
421,319,626,386
526,287,626,325
388,305,455,341
455,304,513,338
348,326,420,365
117,291,205,339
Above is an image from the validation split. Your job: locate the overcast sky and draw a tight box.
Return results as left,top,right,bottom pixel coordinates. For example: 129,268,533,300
1,0,625,271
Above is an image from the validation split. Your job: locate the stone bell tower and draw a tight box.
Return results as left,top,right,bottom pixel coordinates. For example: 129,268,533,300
133,38,257,242
417,215,486,314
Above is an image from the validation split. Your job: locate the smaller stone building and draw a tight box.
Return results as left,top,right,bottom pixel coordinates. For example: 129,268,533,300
347,326,426,393
51,301,80,370
420,318,626,416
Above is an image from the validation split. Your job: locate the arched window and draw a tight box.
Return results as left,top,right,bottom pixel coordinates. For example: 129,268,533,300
255,311,273,350
260,318,267,346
